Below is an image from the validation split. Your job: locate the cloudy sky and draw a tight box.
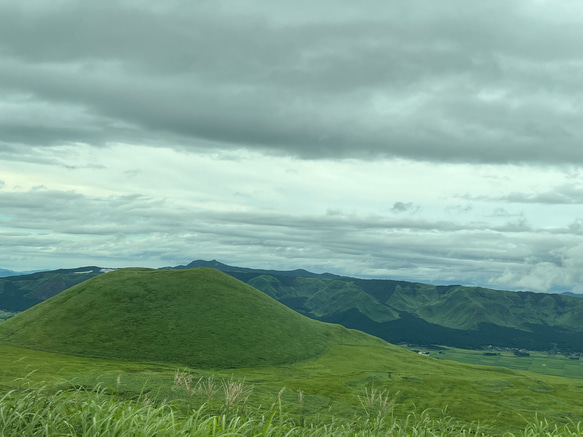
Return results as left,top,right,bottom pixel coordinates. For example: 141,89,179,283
1,0,583,293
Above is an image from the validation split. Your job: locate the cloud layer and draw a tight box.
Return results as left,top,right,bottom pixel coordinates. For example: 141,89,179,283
1,0,583,163
1,1,583,293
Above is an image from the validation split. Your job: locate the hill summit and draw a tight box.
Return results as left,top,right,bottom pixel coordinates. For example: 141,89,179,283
0,268,376,368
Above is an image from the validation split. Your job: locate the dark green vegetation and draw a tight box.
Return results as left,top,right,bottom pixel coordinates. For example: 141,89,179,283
181,261,583,352
0,266,105,312
0,268,380,368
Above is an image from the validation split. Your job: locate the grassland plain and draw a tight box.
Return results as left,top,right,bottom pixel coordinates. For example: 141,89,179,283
2,268,583,434
3,343,583,435
411,346,583,379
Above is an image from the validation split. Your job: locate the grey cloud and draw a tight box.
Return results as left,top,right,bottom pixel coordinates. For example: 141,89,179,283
197,210,583,291
2,187,583,291
474,185,583,205
0,1,582,164
445,204,473,215
505,186,583,204
489,208,514,218
567,219,583,235
492,217,532,233
0,189,172,234
0,144,71,166
391,202,418,214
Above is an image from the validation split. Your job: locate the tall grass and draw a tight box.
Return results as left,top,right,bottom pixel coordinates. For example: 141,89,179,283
2,383,583,436
358,386,397,429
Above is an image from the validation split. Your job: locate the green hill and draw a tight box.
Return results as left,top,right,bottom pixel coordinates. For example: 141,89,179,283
0,268,379,368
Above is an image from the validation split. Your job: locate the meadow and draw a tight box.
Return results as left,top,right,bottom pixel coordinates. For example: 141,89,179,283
6,382,582,437
4,342,583,436
409,346,583,379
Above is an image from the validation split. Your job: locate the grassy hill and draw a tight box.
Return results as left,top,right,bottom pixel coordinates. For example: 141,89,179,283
0,268,379,368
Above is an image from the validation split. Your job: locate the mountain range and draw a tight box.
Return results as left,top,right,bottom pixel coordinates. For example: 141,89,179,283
0,266,106,311
0,268,41,278
2,260,583,352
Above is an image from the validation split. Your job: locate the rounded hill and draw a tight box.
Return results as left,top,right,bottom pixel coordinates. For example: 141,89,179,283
0,268,377,368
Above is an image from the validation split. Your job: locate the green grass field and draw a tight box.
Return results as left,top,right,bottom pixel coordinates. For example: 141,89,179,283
4,342,583,434
5,382,583,437
408,346,583,380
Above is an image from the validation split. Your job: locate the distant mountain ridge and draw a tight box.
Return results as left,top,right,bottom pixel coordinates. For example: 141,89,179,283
561,292,583,298
4,260,583,352
171,259,341,279
0,268,18,278
0,268,42,278
0,266,110,312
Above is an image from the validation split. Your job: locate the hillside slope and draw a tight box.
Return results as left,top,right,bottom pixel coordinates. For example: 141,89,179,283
0,267,106,312
219,271,583,352
0,268,380,368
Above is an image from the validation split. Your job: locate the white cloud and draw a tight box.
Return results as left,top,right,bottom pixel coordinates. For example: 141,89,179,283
0,146,582,292
494,262,574,293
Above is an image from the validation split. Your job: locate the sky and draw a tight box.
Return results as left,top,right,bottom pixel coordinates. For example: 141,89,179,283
1,0,583,293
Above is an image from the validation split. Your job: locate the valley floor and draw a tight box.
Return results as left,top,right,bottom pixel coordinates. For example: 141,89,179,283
405,345,583,379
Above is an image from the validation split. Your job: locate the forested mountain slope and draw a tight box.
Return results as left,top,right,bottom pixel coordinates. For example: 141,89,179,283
182,261,583,352
0,267,106,312
3,259,583,352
